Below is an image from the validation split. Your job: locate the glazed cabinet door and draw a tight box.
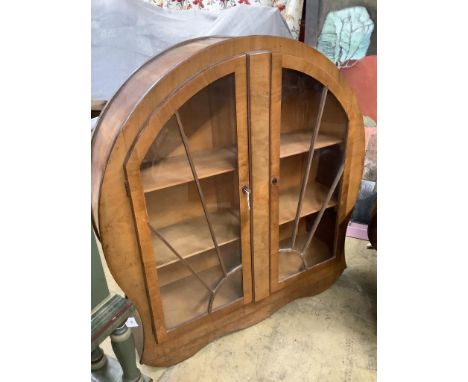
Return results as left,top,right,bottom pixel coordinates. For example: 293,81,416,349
270,54,349,291
124,56,252,340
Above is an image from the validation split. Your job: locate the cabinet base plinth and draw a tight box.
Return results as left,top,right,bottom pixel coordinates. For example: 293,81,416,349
141,256,345,366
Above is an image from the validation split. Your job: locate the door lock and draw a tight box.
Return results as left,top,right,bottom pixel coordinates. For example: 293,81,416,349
242,185,251,211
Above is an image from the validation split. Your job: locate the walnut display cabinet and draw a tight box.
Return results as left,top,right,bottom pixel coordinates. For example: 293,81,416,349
92,36,365,366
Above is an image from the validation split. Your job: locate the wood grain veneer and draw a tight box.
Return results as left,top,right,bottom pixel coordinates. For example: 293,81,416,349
91,36,364,366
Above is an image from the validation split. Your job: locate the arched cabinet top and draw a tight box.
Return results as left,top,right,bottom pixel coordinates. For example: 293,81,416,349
92,35,363,235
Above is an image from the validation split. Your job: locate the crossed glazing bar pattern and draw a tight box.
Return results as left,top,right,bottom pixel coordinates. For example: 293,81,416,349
175,112,228,277
280,86,345,270
147,110,242,321
297,163,344,268
289,87,329,249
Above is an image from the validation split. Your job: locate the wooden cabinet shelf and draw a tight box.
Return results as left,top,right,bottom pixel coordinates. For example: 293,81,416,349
142,129,340,194
153,209,239,268
92,36,364,366
280,131,342,159
141,148,237,193
279,182,336,225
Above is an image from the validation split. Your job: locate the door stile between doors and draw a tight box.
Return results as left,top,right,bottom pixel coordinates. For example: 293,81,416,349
247,51,272,302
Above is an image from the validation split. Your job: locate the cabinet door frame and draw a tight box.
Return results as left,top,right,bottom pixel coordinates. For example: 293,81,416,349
246,51,273,302
123,55,252,343
269,53,360,293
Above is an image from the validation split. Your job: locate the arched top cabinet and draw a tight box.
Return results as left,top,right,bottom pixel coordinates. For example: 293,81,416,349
92,36,364,366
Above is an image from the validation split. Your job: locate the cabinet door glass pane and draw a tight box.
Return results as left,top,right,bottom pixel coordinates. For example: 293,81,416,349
141,74,243,330
278,69,348,282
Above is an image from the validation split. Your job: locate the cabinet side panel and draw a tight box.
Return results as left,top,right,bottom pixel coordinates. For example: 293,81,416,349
92,37,228,235
248,52,272,301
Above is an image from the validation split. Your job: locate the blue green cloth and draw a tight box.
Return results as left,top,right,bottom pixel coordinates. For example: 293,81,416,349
317,6,374,66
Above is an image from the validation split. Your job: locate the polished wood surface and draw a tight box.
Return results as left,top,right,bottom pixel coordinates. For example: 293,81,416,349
141,148,236,193
248,51,272,302
91,36,364,366
152,209,239,267
280,131,342,158
157,240,241,287
269,52,283,290
279,182,337,225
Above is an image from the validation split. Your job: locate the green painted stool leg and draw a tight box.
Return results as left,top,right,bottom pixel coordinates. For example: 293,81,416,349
111,324,142,382
91,346,107,371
